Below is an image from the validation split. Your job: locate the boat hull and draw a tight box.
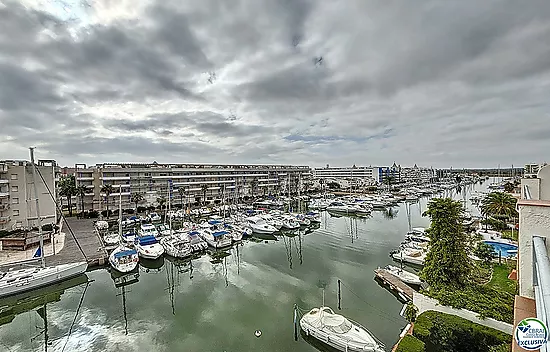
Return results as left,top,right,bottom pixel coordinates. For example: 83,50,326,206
300,320,383,352
0,262,88,299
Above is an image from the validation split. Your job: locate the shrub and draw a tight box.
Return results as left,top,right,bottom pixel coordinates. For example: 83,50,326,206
414,311,511,352
480,218,508,231
396,335,425,352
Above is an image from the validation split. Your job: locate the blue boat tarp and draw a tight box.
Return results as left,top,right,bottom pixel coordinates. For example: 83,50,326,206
212,231,228,237
138,235,158,245
123,232,136,237
189,231,200,236
114,249,137,258
306,212,316,215
208,220,222,225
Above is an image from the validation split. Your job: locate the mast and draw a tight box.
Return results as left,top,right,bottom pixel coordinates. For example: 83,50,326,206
118,185,122,240
30,147,45,269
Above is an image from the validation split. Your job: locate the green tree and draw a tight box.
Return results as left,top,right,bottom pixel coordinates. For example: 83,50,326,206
480,192,518,220
156,196,166,210
404,302,419,322
100,184,114,218
59,175,77,216
75,185,87,213
178,187,185,209
503,182,514,193
201,184,209,205
420,198,471,289
131,192,144,213
474,242,495,264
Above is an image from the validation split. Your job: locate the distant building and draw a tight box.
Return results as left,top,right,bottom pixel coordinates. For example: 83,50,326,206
0,159,57,232
312,165,381,183
70,162,312,211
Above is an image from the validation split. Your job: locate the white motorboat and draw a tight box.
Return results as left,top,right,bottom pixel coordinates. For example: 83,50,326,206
247,216,278,234
185,231,209,252
134,235,165,259
300,306,384,352
294,213,311,226
279,214,300,230
148,212,161,222
138,223,160,238
385,265,423,285
160,234,192,258
305,211,321,223
95,220,109,231
104,232,120,247
122,231,137,245
109,246,139,273
259,214,283,230
391,248,426,266
199,229,233,249
326,202,356,214
155,224,172,237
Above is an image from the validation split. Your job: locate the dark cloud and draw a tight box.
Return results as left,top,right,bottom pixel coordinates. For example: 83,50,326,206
0,0,549,167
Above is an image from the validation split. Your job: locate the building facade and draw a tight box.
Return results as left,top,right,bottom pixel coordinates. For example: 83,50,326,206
0,160,57,232
524,163,547,178
72,162,312,210
312,166,381,183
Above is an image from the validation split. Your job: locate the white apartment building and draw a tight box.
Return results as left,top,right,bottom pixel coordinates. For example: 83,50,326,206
0,160,57,232
524,163,547,178
312,166,381,183
73,162,312,210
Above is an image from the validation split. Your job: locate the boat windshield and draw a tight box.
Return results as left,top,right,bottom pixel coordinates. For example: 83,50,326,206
322,314,353,334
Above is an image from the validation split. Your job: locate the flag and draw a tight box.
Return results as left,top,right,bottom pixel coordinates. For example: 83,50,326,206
33,247,42,258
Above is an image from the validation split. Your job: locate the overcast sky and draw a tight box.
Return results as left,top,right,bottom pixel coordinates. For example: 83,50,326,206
1,0,549,168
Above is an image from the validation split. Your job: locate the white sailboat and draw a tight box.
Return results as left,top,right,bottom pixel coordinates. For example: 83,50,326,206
384,264,423,285
0,148,88,298
109,186,139,273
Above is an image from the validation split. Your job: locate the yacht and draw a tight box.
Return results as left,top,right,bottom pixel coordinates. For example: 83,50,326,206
199,230,233,249
246,216,278,234
104,232,120,247
109,246,139,273
259,214,283,230
305,211,321,223
300,306,384,352
138,223,160,238
185,231,209,252
160,234,192,258
279,214,301,230
391,248,426,266
122,231,137,246
326,202,356,214
294,213,311,226
384,265,422,285
134,235,164,260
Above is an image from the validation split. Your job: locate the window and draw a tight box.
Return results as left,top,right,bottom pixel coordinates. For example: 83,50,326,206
11,186,18,192
12,198,19,204
13,209,19,216
10,174,17,180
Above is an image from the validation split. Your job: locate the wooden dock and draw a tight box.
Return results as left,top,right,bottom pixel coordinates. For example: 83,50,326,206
374,268,414,302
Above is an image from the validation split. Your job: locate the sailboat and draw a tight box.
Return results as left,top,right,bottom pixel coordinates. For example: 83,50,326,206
109,186,139,273
0,148,88,299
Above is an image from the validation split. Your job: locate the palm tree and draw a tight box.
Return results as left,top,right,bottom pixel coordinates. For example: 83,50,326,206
480,192,518,220
178,187,185,209
131,192,144,213
101,184,114,218
201,184,209,206
250,178,258,198
76,185,87,213
59,175,77,216
157,196,166,210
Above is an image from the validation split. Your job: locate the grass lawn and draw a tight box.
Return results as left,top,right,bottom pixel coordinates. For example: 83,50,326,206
488,264,518,295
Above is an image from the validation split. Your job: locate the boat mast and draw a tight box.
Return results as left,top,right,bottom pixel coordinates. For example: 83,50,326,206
29,147,45,269
118,185,123,240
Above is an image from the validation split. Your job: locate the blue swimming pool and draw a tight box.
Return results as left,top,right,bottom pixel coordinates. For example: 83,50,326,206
483,240,518,258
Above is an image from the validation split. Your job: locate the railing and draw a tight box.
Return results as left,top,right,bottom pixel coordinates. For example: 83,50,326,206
533,235,550,352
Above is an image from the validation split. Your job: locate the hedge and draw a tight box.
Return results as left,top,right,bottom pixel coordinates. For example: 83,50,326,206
396,335,425,352
413,311,511,352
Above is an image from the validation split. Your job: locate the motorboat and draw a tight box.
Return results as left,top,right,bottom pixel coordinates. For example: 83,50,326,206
391,248,426,266
109,246,139,273
148,212,162,222
305,211,321,223
122,231,137,245
155,224,172,237
200,230,233,249
326,202,356,214
138,223,160,238
0,262,88,299
134,235,165,260
384,265,422,286
185,231,209,252
279,214,300,230
160,234,192,258
300,306,384,352
103,232,120,247
294,214,311,226
246,216,278,234
259,214,283,230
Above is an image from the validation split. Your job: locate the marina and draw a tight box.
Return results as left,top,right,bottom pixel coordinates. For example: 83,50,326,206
0,176,499,351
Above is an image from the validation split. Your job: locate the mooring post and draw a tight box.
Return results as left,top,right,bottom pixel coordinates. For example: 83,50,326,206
338,279,341,310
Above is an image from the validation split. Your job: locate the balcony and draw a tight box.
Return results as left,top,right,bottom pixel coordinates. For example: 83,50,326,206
101,176,130,181
76,176,94,181
0,216,10,224
0,192,9,198
0,179,8,184
0,203,9,211
0,164,7,173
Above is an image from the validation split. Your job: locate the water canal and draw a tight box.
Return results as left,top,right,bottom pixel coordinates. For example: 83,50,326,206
0,179,499,352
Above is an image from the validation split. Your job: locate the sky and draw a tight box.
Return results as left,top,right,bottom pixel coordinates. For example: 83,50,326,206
1,0,549,168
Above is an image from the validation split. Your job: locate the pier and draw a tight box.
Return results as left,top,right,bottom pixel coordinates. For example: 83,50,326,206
374,268,414,302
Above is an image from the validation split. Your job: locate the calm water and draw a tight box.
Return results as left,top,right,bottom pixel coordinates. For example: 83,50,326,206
0,179,498,352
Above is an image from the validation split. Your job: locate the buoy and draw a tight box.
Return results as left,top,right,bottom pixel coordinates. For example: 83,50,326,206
255,330,262,337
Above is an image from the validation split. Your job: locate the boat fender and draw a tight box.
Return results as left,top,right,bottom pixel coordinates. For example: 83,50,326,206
254,330,262,337
305,329,309,336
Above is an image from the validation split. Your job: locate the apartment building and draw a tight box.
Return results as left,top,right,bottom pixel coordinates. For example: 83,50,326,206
72,162,312,210
0,160,57,232
524,163,548,178
312,165,381,183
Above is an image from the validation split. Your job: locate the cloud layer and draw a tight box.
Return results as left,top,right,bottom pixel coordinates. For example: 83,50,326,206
1,0,550,167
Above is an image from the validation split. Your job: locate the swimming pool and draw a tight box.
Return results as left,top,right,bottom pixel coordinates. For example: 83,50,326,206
483,240,518,258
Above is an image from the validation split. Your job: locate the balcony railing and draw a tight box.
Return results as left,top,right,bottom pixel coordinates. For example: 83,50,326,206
0,203,9,211
0,216,10,224
533,235,550,352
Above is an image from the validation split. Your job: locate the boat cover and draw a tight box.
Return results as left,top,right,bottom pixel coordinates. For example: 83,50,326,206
138,235,158,245
208,220,222,225
212,231,228,237
114,249,137,258
189,231,200,236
